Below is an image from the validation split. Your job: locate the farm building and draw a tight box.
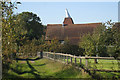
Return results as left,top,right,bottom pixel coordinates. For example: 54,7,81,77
45,9,102,45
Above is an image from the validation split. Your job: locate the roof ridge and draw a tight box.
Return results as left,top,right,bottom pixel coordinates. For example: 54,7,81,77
47,23,102,26
47,24,62,26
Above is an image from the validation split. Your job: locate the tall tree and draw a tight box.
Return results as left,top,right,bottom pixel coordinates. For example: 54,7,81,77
14,12,45,40
79,21,120,58
11,12,46,47
2,1,21,63
79,24,107,56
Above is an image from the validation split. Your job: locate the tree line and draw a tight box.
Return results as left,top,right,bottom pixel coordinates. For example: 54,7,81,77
79,21,120,59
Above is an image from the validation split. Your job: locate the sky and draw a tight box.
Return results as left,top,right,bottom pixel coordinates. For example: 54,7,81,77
15,0,120,2
15,2,118,25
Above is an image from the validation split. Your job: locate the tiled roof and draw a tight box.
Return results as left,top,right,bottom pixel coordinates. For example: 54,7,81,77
45,23,102,45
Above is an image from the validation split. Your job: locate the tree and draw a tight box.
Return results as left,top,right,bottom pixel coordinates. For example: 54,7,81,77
43,38,61,52
2,1,21,63
13,12,46,46
110,23,120,59
48,38,84,56
79,20,120,58
18,38,44,58
8,11,47,57
1,1,21,77
99,21,120,58
79,23,108,56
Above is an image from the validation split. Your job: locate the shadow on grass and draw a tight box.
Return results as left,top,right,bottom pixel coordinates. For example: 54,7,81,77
16,57,42,61
79,64,120,79
2,72,24,79
103,71,120,79
2,63,26,79
78,64,103,79
10,59,45,78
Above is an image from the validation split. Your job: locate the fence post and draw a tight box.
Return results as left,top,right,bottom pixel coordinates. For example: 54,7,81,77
71,57,72,64
62,55,63,61
79,56,82,65
46,53,47,57
47,53,48,58
52,53,53,59
75,57,76,64
85,59,88,68
49,53,50,58
85,55,88,68
80,58,82,65
40,51,43,58
95,54,98,64
48,53,50,58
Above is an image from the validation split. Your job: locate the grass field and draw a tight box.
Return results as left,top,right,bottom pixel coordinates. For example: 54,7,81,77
2,57,120,79
57,56,120,70
3,58,91,79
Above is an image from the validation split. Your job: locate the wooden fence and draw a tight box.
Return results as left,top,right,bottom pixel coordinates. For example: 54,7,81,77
43,52,120,72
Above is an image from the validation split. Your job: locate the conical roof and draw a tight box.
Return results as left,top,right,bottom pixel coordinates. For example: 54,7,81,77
65,8,71,18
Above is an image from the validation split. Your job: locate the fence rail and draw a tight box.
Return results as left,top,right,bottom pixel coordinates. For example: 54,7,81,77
43,52,119,60
43,52,120,72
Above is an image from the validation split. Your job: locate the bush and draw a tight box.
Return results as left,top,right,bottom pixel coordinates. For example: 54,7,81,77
43,39,84,56
18,39,44,58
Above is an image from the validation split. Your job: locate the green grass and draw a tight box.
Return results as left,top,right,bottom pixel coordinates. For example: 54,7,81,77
4,58,91,79
57,56,120,78
3,57,120,79
60,57,120,70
